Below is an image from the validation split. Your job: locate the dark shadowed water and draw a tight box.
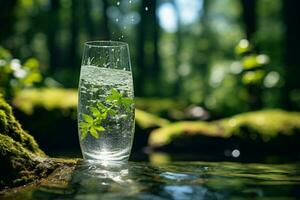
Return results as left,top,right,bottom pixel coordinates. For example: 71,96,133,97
2,161,300,200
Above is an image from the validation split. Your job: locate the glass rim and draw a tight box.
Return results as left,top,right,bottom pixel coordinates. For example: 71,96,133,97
84,40,128,48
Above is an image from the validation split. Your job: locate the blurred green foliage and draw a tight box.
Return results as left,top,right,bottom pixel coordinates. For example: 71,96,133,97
235,39,280,109
0,47,42,100
0,0,298,117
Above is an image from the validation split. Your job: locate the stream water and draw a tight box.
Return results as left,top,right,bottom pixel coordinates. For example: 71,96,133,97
2,161,300,200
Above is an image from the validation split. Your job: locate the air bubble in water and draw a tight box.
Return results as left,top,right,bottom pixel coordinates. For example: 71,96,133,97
145,7,148,11
129,0,132,4
116,18,119,22
117,1,120,6
103,62,111,68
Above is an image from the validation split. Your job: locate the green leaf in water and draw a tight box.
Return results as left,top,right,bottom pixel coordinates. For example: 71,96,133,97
90,127,99,139
82,113,93,123
97,102,107,112
79,122,89,140
106,88,122,102
121,97,134,112
94,126,105,132
89,106,100,116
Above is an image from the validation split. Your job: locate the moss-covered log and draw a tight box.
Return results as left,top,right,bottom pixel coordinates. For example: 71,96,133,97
0,97,77,190
149,110,300,155
12,88,170,154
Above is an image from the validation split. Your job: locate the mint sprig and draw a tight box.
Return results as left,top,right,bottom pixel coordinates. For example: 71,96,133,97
79,88,133,140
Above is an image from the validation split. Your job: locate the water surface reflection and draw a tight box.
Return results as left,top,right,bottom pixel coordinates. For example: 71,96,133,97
3,161,300,200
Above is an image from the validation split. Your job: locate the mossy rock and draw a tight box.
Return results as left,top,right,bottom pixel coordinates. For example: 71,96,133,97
149,110,300,155
135,97,188,120
0,97,78,190
0,97,44,156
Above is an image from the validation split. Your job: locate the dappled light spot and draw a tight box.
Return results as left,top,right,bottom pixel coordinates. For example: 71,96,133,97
264,71,280,88
158,3,177,32
232,149,240,158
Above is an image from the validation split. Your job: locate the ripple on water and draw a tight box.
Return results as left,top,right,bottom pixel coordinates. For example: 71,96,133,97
160,172,199,181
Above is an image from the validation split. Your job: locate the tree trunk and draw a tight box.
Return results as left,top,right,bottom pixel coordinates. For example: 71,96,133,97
136,0,147,96
47,0,61,73
193,0,211,103
240,0,263,110
240,0,257,40
70,0,80,69
151,0,161,96
137,0,160,96
282,0,300,110
83,0,95,39
0,0,17,44
101,0,110,39
172,0,183,97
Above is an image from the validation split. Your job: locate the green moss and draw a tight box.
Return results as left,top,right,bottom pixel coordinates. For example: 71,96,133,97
219,109,300,140
0,98,44,156
149,121,219,147
0,134,38,188
149,109,300,147
12,88,78,114
135,109,170,129
0,97,66,190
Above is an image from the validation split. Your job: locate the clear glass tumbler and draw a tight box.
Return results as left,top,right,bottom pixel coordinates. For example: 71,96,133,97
78,41,134,162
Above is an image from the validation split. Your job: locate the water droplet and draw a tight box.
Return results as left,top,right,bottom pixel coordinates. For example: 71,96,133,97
115,18,119,22
129,0,132,3
117,1,120,6
145,7,148,11
123,26,127,30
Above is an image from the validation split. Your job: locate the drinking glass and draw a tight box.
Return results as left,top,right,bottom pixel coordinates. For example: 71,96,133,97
78,41,134,162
